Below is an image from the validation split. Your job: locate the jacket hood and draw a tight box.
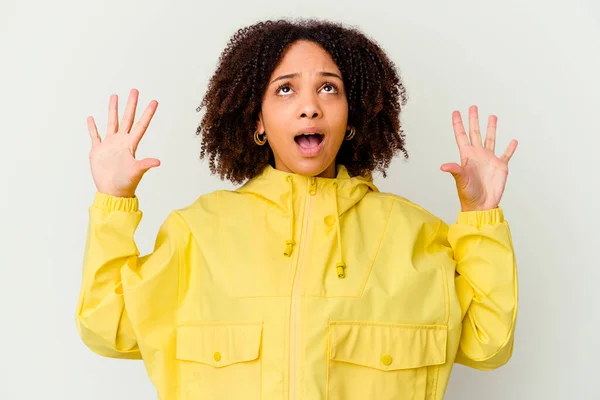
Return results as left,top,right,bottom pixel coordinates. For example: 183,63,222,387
236,164,379,279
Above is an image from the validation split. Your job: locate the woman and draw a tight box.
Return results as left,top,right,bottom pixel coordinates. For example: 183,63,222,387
76,19,518,400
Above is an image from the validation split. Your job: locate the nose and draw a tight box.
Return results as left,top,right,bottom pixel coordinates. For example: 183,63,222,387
298,92,322,119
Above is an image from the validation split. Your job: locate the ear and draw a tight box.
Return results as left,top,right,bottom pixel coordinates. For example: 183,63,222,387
256,112,265,134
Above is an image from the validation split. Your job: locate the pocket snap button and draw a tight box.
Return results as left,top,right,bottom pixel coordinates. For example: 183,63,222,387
214,351,221,362
381,354,393,366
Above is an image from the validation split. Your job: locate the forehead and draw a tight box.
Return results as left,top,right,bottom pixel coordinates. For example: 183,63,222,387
271,40,341,75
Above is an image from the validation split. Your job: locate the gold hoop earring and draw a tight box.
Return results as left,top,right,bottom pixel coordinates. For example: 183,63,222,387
254,130,267,145
345,126,356,140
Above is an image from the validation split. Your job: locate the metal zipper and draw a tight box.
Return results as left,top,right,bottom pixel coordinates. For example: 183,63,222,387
289,176,316,400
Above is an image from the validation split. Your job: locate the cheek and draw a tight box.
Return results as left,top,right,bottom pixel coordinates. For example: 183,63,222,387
330,95,348,117
329,102,349,133
261,101,292,130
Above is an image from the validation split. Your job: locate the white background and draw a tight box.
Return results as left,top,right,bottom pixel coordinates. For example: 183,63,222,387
1,0,598,398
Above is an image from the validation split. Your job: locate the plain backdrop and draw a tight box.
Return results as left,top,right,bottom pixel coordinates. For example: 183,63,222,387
1,0,598,399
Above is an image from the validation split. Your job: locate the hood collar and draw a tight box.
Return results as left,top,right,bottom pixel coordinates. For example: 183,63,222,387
236,164,378,216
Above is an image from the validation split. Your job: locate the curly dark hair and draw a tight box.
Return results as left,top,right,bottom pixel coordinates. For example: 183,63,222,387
195,18,409,184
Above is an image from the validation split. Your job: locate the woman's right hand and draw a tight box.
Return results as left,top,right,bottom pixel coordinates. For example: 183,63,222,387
87,89,161,198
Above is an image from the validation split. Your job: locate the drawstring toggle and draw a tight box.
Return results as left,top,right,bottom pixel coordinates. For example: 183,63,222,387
284,239,295,257
336,262,346,279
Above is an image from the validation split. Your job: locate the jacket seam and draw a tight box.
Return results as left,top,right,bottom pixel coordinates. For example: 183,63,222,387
172,210,193,320
356,198,396,297
328,321,447,329
428,220,451,399
431,219,451,327
431,364,440,399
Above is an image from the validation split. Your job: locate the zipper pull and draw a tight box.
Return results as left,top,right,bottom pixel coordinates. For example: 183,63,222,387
309,177,317,196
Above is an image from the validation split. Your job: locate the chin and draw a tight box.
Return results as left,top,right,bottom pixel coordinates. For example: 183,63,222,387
285,158,336,178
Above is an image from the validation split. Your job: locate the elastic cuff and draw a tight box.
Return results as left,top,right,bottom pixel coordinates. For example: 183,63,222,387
93,192,139,212
457,206,504,228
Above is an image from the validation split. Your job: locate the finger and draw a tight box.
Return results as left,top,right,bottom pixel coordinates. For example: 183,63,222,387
136,157,161,173
440,162,463,177
484,115,498,152
469,105,483,147
107,94,119,134
87,116,101,146
119,88,139,134
452,111,470,151
130,100,158,144
501,139,518,163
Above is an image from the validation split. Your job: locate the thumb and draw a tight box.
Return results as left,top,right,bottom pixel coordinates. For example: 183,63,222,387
136,158,161,173
440,162,463,178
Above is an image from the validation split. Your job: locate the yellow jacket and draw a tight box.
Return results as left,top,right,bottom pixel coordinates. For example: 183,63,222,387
76,164,518,399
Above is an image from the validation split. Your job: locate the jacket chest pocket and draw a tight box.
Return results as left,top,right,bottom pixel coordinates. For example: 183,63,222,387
175,322,263,400
327,322,447,400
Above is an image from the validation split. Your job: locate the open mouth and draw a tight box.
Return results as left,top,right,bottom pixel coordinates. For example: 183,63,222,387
294,133,324,149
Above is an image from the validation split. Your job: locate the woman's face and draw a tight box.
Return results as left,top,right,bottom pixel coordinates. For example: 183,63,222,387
257,40,349,178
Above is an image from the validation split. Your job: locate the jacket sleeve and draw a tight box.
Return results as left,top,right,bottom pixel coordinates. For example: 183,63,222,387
437,207,518,370
75,192,190,359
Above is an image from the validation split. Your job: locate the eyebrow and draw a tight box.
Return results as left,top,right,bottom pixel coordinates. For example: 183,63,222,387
269,71,343,84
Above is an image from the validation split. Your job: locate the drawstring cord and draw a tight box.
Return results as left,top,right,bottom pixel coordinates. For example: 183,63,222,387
283,176,295,257
333,182,346,279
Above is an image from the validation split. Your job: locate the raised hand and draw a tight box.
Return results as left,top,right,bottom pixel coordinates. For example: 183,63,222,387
87,89,160,198
440,105,518,212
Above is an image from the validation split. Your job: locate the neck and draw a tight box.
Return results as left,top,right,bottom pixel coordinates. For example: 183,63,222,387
316,163,337,178
272,160,338,179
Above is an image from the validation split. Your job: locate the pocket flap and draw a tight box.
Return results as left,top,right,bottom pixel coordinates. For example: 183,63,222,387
176,322,263,368
328,322,447,371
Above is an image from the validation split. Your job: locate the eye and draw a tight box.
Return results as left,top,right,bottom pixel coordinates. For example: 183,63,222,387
321,82,339,94
275,83,293,96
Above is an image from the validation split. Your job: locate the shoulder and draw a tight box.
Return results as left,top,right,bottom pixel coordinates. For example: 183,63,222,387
173,189,230,217
160,190,233,240
172,188,266,222
363,191,448,247
364,191,443,225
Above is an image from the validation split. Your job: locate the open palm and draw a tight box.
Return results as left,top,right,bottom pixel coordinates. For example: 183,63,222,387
441,106,518,212
87,89,160,198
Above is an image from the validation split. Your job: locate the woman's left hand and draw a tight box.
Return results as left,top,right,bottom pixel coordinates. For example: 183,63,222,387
440,105,518,212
